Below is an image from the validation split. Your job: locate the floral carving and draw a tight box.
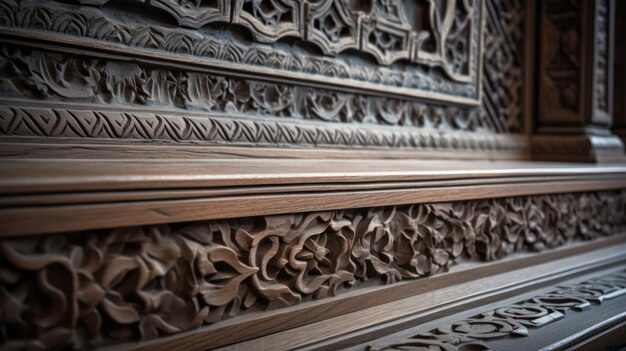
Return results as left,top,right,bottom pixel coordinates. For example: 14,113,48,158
1,191,625,349
0,0,483,99
0,46,483,131
367,270,626,350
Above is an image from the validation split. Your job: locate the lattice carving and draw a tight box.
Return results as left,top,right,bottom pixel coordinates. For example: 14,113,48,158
1,191,625,349
307,0,359,55
368,270,626,350
233,0,302,42
0,0,481,84
149,0,230,28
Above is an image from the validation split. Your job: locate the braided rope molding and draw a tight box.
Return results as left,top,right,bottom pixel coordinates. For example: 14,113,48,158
367,269,626,350
1,190,625,349
0,105,525,151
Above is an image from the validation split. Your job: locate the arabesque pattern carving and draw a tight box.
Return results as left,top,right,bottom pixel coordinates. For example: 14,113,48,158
0,0,481,97
367,270,626,350
1,191,625,349
58,0,478,77
0,46,480,129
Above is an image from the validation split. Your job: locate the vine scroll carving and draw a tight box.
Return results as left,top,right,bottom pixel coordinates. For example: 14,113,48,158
1,191,625,349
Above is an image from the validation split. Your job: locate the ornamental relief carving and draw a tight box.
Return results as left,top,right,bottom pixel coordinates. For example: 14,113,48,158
0,0,536,140
0,45,481,130
75,0,478,77
367,270,626,351
0,105,523,152
593,0,611,119
540,0,582,118
481,0,524,133
0,0,482,99
1,191,625,349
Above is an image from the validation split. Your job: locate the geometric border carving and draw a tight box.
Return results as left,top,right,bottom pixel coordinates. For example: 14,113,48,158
0,104,523,152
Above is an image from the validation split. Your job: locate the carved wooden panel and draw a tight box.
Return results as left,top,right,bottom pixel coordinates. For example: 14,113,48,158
538,0,584,124
367,269,626,350
1,190,625,349
538,0,615,127
0,0,532,156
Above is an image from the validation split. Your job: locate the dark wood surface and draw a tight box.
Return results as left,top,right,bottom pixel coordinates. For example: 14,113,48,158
0,0,625,350
200,244,626,351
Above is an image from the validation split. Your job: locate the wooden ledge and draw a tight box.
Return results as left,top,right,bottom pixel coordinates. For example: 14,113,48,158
2,159,626,194
1,159,626,236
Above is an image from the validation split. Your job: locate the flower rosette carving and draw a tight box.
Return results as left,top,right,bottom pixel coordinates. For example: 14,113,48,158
541,194,577,244
464,200,506,261
242,212,355,306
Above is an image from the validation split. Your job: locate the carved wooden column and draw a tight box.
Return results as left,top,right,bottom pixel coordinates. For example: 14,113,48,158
532,0,625,162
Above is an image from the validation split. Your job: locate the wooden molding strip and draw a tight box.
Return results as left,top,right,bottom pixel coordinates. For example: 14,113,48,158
2,177,626,237
2,159,626,236
3,159,626,194
0,141,531,161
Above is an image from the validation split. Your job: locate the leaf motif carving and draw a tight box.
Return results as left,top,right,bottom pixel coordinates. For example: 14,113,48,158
1,191,625,349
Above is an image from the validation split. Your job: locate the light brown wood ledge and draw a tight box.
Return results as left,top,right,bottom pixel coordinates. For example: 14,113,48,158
1,158,626,237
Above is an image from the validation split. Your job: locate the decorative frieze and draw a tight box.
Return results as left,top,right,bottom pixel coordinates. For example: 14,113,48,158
0,105,525,151
0,0,481,98
1,190,625,349
367,269,626,350
0,0,536,153
0,46,480,129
